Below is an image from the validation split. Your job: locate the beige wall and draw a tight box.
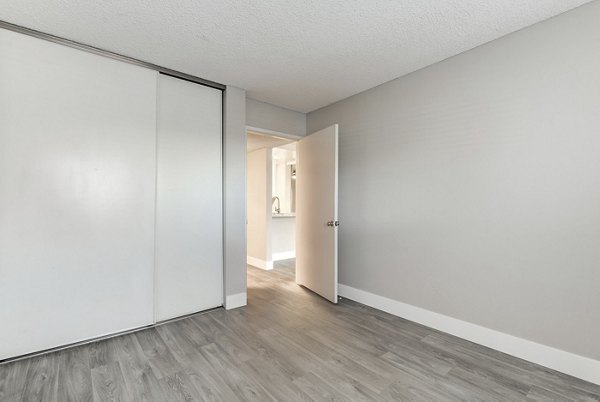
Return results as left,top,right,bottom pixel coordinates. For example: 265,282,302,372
272,147,295,213
246,148,272,264
308,1,600,360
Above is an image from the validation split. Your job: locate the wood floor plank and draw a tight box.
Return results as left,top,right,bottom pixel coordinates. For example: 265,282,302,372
56,346,93,402
159,370,202,402
199,342,241,373
218,366,274,401
270,323,394,393
21,353,59,402
91,361,129,402
1,258,599,401
134,328,181,379
238,358,312,401
0,358,29,401
113,333,167,401
292,372,347,401
88,336,119,370
379,377,463,402
181,367,241,402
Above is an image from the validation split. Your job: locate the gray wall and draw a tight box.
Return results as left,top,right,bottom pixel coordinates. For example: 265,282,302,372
307,1,600,360
223,86,247,306
246,97,306,136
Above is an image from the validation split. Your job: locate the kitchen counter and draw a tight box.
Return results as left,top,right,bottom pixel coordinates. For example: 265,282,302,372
271,214,296,260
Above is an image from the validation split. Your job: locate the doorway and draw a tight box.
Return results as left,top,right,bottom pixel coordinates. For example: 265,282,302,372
246,128,299,276
245,124,340,303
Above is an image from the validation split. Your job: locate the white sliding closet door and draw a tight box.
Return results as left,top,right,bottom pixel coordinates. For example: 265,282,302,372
155,74,223,321
0,29,157,359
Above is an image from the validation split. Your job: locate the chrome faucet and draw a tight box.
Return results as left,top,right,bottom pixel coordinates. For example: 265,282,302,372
272,196,281,214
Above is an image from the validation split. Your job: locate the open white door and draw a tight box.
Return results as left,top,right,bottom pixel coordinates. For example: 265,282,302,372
296,124,339,303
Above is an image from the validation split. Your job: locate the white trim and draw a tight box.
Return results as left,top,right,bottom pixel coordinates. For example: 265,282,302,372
247,256,273,270
225,292,247,310
246,125,302,140
272,251,295,261
339,284,600,386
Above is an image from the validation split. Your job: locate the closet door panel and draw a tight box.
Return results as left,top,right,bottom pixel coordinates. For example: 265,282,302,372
0,29,157,359
155,74,223,321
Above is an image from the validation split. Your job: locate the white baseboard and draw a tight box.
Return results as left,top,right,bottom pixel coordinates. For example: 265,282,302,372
338,284,600,385
272,251,295,261
225,292,247,310
247,256,273,270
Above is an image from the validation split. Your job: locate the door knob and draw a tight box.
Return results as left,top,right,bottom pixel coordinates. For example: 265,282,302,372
327,221,339,227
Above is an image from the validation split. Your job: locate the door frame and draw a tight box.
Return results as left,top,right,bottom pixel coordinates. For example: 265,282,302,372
246,126,303,141
244,126,302,276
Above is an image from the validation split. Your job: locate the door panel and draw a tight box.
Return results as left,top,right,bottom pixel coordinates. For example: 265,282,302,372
155,74,223,321
0,28,157,359
296,124,339,303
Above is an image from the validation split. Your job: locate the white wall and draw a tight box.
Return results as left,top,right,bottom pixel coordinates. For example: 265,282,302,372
247,148,272,269
272,217,296,261
308,0,600,364
246,97,306,136
223,86,248,308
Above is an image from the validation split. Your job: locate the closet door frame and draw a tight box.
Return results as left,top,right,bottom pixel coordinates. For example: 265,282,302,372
0,21,225,90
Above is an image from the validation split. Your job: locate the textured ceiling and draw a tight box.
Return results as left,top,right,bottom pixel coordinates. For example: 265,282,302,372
0,0,593,112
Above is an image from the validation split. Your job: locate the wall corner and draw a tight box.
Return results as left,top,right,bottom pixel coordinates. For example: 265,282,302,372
223,85,247,306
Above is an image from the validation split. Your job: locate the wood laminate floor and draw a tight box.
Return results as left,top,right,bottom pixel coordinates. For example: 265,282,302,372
1,259,599,401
